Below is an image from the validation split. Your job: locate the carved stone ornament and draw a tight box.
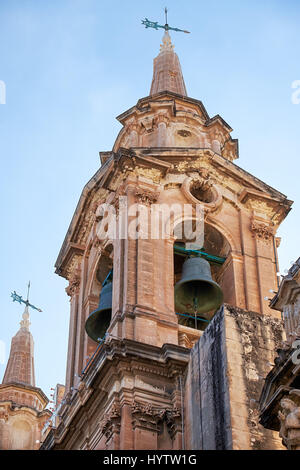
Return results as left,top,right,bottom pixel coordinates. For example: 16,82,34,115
131,401,182,439
250,221,274,242
0,408,9,422
131,402,160,432
156,406,183,440
126,122,140,134
111,194,127,217
92,236,102,250
65,266,81,297
133,188,160,206
278,390,300,450
140,117,155,133
154,113,170,127
178,331,198,349
99,403,121,440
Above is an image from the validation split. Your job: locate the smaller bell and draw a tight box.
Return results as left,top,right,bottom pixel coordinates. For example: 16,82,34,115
85,282,112,342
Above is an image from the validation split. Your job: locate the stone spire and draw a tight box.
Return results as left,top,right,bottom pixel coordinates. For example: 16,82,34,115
2,306,35,387
150,31,187,96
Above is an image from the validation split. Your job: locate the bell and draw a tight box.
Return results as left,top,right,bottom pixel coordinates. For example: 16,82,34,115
175,257,223,319
85,282,112,342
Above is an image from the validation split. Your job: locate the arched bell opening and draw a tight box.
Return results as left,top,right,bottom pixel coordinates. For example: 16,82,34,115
173,221,231,332
85,244,114,345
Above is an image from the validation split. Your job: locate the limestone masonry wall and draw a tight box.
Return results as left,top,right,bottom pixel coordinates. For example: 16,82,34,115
185,305,285,450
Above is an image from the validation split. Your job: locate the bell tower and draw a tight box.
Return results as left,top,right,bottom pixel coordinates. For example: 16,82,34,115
0,295,51,450
43,19,292,450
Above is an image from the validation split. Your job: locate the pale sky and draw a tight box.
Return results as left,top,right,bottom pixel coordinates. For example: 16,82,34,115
0,0,299,402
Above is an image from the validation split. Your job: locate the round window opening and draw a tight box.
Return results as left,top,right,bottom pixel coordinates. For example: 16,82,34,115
190,180,214,204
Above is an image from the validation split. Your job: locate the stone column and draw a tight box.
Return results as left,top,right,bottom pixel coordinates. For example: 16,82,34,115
65,265,81,392
119,403,134,449
251,220,278,315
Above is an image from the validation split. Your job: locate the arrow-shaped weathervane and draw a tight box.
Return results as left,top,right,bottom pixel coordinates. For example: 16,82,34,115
142,7,190,34
11,281,42,312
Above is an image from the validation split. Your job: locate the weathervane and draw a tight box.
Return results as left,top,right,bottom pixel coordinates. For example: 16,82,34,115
142,7,190,34
11,281,42,313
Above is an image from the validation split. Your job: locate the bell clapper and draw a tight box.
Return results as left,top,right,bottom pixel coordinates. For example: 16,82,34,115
193,296,198,329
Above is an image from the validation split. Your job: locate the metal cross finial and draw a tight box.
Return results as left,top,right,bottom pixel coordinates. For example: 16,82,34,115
26,280,30,302
141,7,190,34
11,281,42,312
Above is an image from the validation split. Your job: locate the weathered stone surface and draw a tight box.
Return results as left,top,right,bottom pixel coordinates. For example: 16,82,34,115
259,257,300,449
185,306,232,450
185,305,285,450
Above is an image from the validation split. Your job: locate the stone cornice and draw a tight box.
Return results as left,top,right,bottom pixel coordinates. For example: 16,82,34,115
41,339,190,448
113,93,237,159
134,148,292,209
116,91,210,124
56,243,84,280
271,258,300,311
0,382,49,407
0,401,51,421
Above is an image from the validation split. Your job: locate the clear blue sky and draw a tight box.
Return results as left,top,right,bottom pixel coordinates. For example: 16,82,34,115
0,0,299,402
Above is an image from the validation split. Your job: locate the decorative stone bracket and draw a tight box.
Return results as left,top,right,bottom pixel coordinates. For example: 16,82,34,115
133,188,160,206
0,407,9,422
99,402,121,442
131,401,182,440
65,265,81,297
131,402,159,433
250,220,274,242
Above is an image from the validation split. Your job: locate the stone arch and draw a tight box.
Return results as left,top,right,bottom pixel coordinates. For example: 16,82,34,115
85,240,114,298
172,217,235,328
205,215,240,254
164,206,200,243
84,241,114,357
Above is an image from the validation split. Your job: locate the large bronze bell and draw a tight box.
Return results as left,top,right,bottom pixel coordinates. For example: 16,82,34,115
175,257,223,319
85,281,112,342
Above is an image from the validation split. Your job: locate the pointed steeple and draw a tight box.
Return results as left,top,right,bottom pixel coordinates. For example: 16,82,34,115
2,306,35,387
150,31,187,96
